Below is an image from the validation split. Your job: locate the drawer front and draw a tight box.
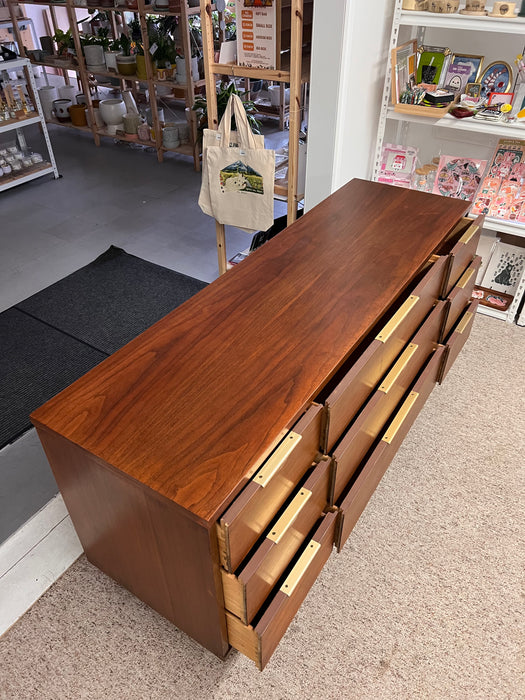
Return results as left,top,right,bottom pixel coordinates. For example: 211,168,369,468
217,403,323,573
226,511,337,670
221,457,332,624
441,216,483,298
330,301,446,504
336,345,445,552
439,300,479,383
324,255,448,452
442,256,481,341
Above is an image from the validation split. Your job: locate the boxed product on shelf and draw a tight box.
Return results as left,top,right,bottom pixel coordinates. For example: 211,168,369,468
432,155,487,201
377,143,418,188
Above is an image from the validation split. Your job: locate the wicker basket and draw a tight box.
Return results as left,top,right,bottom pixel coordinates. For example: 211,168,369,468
428,0,460,12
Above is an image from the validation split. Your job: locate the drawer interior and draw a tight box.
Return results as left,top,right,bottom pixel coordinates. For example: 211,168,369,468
225,511,337,670
217,402,324,573
221,457,332,625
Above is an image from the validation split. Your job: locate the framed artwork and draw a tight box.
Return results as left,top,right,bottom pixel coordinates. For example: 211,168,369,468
465,82,482,98
416,46,452,87
488,92,514,107
479,61,513,99
391,40,418,103
443,54,484,93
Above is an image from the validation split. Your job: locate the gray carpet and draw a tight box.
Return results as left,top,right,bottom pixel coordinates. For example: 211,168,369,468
0,314,523,699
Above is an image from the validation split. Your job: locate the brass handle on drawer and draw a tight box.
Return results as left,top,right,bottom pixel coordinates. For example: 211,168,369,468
456,311,473,335
267,488,312,544
280,540,321,597
255,432,302,488
376,296,419,343
459,224,479,245
382,391,419,445
457,268,475,289
379,343,418,394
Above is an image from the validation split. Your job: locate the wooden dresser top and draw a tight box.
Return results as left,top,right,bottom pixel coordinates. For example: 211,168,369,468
31,180,469,525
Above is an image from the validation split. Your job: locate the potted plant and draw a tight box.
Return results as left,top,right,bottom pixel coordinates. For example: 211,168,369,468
192,81,261,141
116,32,136,76
52,29,75,61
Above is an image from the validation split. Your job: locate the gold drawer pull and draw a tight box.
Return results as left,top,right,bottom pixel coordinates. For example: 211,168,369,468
376,296,419,343
379,343,418,394
280,540,321,597
457,268,475,289
267,488,312,544
456,311,473,335
459,224,479,245
255,431,302,488
382,391,419,444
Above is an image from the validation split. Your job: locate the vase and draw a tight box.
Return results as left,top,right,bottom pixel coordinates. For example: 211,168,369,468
58,84,77,103
38,85,57,119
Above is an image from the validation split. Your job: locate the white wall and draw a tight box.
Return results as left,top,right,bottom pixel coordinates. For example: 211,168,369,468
305,0,395,210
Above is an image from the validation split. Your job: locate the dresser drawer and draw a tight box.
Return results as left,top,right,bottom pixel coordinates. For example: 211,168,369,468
221,456,331,625
329,301,446,503
441,256,481,341
322,255,449,452
217,403,324,573
335,345,445,552
225,511,337,670
438,216,483,298
439,300,479,383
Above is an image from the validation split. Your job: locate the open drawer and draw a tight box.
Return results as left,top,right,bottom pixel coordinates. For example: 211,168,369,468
336,345,445,552
322,254,449,452
437,215,483,298
441,256,481,342
217,403,324,572
330,300,446,503
439,300,479,383
226,511,337,670
221,457,332,625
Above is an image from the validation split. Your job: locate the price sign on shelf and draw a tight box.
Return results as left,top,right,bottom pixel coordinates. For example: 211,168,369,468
235,0,276,70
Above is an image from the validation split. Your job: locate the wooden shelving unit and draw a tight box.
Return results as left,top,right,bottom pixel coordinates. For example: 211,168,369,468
6,0,205,168
200,0,311,274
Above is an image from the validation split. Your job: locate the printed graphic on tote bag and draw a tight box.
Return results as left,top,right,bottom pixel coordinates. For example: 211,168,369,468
220,161,264,194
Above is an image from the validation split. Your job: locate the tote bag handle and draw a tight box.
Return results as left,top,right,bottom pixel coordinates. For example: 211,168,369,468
217,94,258,150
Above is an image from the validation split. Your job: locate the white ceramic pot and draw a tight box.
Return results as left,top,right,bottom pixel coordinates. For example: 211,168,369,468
38,85,57,119
162,124,180,149
104,50,121,72
99,98,126,126
84,44,105,66
53,98,72,121
58,84,77,103
268,85,290,107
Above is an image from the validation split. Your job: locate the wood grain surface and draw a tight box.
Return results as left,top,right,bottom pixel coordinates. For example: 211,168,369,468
31,179,469,525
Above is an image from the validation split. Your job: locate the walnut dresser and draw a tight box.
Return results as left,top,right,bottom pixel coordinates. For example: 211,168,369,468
31,179,481,670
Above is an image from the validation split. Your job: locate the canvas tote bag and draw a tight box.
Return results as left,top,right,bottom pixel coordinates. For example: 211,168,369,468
198,95,265,220
201,94,275,232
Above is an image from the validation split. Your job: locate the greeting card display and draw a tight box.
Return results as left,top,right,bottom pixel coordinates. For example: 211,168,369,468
432,156,487,200
377,143,418,188
470,138,525,220
480,241,525,296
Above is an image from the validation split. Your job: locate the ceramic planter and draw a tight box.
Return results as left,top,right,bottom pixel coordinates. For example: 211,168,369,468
68,103,87,127
104,50,121,72
99,98,126,126
116,54,137,76
52,98,72,121
84,44,105,67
